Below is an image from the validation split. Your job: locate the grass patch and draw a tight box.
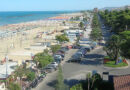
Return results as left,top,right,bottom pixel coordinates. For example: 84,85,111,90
104,56,113,60
104,56,110,59
104,61,128,68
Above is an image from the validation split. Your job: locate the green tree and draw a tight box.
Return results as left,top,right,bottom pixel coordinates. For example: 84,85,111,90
120,31,130,59
87,73,91,90
44,49,49,54
90,28,102,41
92,13,100,28
104,35,121,64
56,34,69,43
120,31,130,40
99,9,130,33
50,45,61,54
91,74,102,89
79,22,84,30
26,71,35,81
14,66,26,88
34,52,54,68
55,65,67,90
90,12,102,42
70,83,83,90
83,18,88,22
8,82,21,90
120,39,130,59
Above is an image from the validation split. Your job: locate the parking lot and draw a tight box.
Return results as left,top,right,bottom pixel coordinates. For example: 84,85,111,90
32,49,78,90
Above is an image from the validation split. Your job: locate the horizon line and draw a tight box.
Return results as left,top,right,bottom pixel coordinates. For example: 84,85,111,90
0,10,91,12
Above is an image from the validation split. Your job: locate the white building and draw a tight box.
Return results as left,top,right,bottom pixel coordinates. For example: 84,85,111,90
65,29,83,35
30,45,47,51
65,29,83,42
0,61,18,79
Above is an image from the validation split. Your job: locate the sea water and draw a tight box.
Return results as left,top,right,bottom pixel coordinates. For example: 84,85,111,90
0,11,76,38
0,11,75,26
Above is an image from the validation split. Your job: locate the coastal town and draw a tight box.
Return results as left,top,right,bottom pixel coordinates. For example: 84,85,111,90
0,1,130,90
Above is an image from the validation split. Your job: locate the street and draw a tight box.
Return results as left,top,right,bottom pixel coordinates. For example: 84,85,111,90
33,15,130,90
33,49,78,90
33,45,130,90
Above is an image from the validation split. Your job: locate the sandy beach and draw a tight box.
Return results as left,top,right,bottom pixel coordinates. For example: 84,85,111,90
0,12,82,65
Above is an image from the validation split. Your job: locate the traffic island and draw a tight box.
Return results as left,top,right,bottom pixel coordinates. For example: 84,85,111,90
104,61,128,68
103,56,129,69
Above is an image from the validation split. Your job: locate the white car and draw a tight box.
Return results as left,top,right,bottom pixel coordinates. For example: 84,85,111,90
54,55,62,59
50,62,58,67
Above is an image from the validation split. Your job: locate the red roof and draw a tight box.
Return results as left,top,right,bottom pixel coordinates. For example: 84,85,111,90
114,75,130,90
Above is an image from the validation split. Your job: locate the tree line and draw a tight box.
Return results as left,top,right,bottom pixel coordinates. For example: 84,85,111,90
100,9,130,64
70,73,113,90
90,13,102,41
99,9,130,33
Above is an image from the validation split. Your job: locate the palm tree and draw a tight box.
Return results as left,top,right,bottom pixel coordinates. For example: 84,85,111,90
14,66,26,88
87,73,91,90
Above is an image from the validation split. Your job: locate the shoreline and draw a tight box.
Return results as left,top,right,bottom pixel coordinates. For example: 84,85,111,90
0,12,82,65
0,12,79,27
0,12,81,38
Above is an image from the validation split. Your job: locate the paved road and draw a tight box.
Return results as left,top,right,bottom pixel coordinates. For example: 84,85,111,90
33,49,78,90
33,43,130,90
33,15,130,90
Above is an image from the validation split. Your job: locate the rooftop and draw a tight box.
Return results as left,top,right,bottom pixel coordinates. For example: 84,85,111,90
113,75,130,90
0,61,17,79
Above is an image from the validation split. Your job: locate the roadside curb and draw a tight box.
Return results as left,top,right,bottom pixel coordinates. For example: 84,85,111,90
103,65,129,69
103,60,130,69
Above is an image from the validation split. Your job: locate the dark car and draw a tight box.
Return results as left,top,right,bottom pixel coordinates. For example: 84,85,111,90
72,45,81,49
54,54,63,62
56,50,65,55
80,49,87,57
37,76,43,83
68,57,82,63
45,65,56,73
68,53,82,63
30,79,38,88
54,54,64,58
60,47,69,52
83,47,91,52
54,58,62,64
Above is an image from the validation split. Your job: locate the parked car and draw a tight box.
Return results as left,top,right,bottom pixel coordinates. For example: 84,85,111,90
68,53,82,63
54,54,64,61
54,54,64,59
45,65,56,73
80,49,87,56
54,58,62,64
50,62,58,67
30,79,38,88
37,76,43,83
56,50,65,55
81,47,91,52
60,47,69,52
90,42,97,49
72,45,81,49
